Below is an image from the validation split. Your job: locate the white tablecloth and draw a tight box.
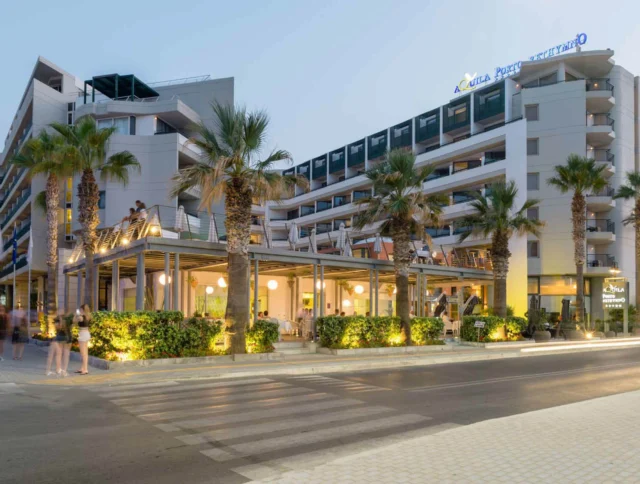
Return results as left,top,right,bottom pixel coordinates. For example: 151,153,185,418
277,319,293,333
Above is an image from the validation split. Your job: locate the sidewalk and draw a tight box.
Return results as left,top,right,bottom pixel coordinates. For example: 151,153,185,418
254,389,640,483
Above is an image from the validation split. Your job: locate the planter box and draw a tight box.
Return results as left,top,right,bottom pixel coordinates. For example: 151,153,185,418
460,340,536,349
29,338,52,347
317,345,452,356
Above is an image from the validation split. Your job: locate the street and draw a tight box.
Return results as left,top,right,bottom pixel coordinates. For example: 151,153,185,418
1,348,640,483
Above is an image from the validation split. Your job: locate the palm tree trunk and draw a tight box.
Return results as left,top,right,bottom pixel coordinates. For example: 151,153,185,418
491,230,510,318
224,179,252,354
572,193,586,326
45,174,59,332
635,200,640,330
392,224,412,345
77,169,100,309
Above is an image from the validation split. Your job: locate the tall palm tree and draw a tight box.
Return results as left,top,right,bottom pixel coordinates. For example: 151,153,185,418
51,117,140,309
614,171,640,328
11,131,74,328
548,154,607,327
458,180,543,318
353,148,448,345
171,103,307,354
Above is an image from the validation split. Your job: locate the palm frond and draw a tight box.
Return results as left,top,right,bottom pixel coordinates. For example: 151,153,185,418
99,151,140,186
34,190,47,215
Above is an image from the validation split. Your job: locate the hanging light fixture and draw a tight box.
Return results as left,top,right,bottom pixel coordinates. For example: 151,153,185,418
205,286,214,295
342,299,351,307
218,277,227,288
267,280,278,290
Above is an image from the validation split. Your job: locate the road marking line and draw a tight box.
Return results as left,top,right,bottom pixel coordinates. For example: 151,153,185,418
201,414,429,462
178,405,391,445
156,397,363,432
88,381,180,392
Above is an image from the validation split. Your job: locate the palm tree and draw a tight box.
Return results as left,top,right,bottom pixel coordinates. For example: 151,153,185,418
614,171,640,328
51,117,140,309
171,103,307,354
458,180,542,318
11,131,74,328
353,148,448,345
548,154,607,327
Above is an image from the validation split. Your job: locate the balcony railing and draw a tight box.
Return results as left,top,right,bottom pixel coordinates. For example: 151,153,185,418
425,167,450,182
333,220,351,231
3,219,30,252
316,201,332,212
587,149,614,165
329,151,346,173
390,124,411,149
588,186,615,197
587,113,614,128
300,206,315,217
586,78,614,95
587,219,615,234
0,187,31,229
312,158,327,180
333,196,350,207
316,223,332,234
452,191,476,205
474,93,505,122
347,142,365,167
0,254,28,279
353,190,371,201
484,150,506,165
368,134,387,160
0,167,28,210
443,107,470,133
415,116,439,143
426,226,451,238
588,253,615,268
452,160,481,174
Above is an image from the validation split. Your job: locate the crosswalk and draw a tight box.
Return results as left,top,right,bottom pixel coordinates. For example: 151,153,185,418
90,375,440,481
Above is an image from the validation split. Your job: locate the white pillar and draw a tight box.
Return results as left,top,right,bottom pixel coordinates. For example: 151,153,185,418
136,253,145,311
173,254,180,312
164,252,170,311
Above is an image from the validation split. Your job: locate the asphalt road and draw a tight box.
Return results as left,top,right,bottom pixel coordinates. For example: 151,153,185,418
1,348,640,483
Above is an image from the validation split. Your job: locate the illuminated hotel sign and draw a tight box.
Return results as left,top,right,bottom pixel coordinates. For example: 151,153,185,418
602,278,626,310
453,33,588,94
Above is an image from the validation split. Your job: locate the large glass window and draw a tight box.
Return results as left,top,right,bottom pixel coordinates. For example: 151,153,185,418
98,191,106,209
528,277,540,294
539,276,590,296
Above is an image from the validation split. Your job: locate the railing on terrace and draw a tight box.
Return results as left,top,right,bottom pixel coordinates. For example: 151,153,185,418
587,253,615,268
588,186,615,197
587,219,615,234
0,187,31,229
484,150,506,165
0,254,27,279
585,78,613,94
3,219,30,252
587,149,614,165
587,113,614,128
0,168,28,210
475,93,505,122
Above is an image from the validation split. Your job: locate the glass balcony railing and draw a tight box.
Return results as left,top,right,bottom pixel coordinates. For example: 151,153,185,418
312,158,327,180
329,151,346,173
587,219,615,234
452,160,481,174
452,225,470,236
586,78,614,94
452,191,476,204
353,190,371,201
587,113,614,128
0,187,31,229
333,195,350,207
3,219,30,252
0,168,27,210
588,186,615,197
587,149,614,165
316,223,332,234
588,253,615,268
299,227,310,238
426,226,451,238
484,150,506,165
300,206,315,217
368,134,387,160
316,201,332,212
390,124,411,149
347,141,365,167
0,254,27,279
416,115,439,143
425,167,450,182
475,93,505,122
333,219,351,231
443,109,470,133
297,163,311,180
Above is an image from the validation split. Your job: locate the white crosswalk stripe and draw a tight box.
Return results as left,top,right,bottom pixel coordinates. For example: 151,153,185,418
288,375,390,392
91,376,434,481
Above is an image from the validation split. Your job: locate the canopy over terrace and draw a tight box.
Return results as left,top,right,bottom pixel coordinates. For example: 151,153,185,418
62,237,493,319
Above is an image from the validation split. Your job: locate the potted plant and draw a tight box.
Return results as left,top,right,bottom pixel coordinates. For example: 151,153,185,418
337,280,355,296
533,314,551,342
188,275,199,289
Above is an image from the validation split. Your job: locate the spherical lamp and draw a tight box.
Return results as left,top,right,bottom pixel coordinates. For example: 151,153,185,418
205,286,214,295
267,280,278,290
354,285,364,295
218,277,227,288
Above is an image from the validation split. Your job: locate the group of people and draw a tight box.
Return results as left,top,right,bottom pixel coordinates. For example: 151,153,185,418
0,305,29,361
120,200,147,224
45,304,93,377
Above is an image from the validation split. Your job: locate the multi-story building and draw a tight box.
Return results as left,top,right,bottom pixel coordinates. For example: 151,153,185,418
265,47,636,322
0,57,233,315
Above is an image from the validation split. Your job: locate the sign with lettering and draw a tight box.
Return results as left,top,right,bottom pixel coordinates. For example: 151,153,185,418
602,278,627,310
453,33,588,94
474,320,485,328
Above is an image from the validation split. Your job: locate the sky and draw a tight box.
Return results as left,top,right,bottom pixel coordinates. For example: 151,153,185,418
1,0,640,167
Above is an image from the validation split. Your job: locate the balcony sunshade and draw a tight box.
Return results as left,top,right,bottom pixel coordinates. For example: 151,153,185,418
85,74,159,100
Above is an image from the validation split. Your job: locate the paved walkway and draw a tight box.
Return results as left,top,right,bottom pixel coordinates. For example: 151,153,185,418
254,390,640,483
0,342,83,384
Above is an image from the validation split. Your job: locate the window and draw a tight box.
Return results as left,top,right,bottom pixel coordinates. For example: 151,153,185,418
527,138,539,155
97,118,112,130
155,118,176,135
98,191,106,209
129,116,136,135
527,173,540,191
527,240,539,258
453,106,467,122
527,207,539,220
525,104,539,121
528,277,540,294
113,117,129,135
539,72,557,86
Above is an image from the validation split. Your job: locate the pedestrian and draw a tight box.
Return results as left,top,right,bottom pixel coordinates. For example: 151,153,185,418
45,315,72,377
135,200,147,213
0,305,8,361
11,306,28,360
45,318,61,376
258,311,264,318
59,314,73,377
334,309,340,316
340,311,346,317
74,304,92,375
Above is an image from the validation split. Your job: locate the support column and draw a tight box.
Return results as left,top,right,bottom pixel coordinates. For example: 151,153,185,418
93,265,99,311
173,254,180,312
76,271,83,309
319,265,325,317
312,264,318,339
187,270,192,317
369,269,373,316
416,272,421,317
164,252,170,311
136,253,145,311
111,261,119,311
64,274,70,313
253,259,259,325
374,269,379,317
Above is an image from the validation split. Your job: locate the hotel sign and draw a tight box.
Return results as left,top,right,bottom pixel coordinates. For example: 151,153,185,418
453,33,588,94
602,277,627,310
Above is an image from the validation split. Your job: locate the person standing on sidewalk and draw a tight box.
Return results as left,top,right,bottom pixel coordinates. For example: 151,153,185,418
0,305,8,361
11,306,28,360
74,304,92,375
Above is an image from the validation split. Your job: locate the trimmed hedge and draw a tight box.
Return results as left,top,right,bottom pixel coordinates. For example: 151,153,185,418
316,316,444,349
246,319,280,353
460,316,527,342
89,311,223,360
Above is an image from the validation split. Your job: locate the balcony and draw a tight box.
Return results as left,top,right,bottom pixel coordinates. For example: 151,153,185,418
587,186,615,211
415,110,440,144
452,191,476,205
312,156,327,180
0,187,31,229
390,121,411,150
329,148,346,174
347,140,365,167
353,190,371,201
587,253,615,270
300,205,315,217
316,223,332,234
368,130,387,160
443,97,470,134
586,78,614,94
484,150,506,165
2,218,30,252
333,219,352,231
587,219,615,243
425,167,450,182
333,195,350,208
452,160,481,174
296,161,311,180
0,254,27,280
587,148,614,164
586,113,615,147
474,88,505,123
426,225,451,238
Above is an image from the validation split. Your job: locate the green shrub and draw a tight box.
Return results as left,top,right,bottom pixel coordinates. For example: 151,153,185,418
411,317,445,345
316,315,443,348
246,319,280,353
460,316,527,342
